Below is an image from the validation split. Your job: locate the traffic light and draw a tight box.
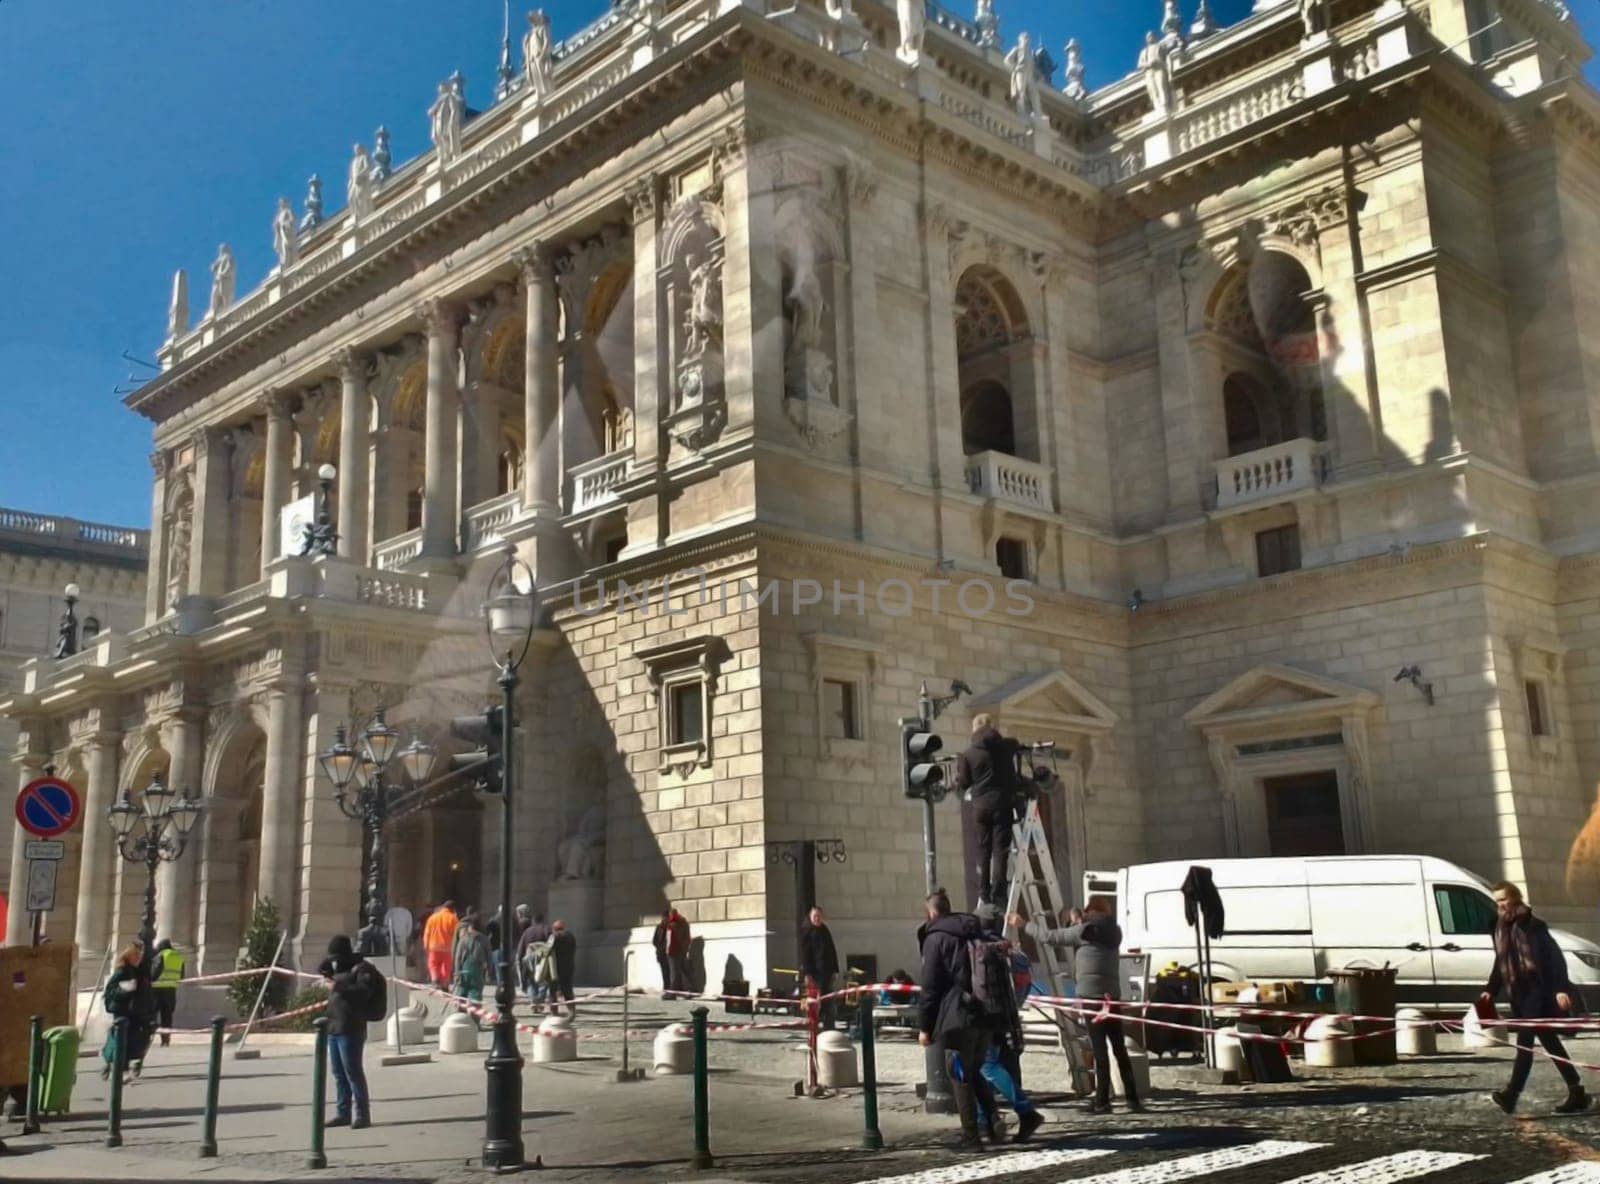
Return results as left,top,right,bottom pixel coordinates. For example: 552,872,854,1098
449,705,505,794
902,719,944,801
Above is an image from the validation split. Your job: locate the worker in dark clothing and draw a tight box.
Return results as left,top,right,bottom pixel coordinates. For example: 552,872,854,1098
800,906,841,1031
953,714,1020,908
918,888,1002,1148
318,934,384,1129
549,920,578,1016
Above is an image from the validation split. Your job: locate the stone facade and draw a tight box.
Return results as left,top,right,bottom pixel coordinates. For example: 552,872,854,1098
0,510,147,938
8,0,1600,984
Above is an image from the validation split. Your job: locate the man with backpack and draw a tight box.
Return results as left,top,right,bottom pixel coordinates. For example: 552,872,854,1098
953,715,1021,908
319,934,387,1130
917,888,1005,1148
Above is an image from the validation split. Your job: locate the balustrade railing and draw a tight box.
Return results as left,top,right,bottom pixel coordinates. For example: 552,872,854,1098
568,450,630,514
1174,63,1305,154
1214,437,1326,510
462,491,522,553
0,508,147,551
355,572,430,611
964,450,1055,514
373,528,424,572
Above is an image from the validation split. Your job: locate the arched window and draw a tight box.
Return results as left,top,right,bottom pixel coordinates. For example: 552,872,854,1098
80,616,101,643
1224,374,1269,456
1211,253,1327,455
960,382,1016,456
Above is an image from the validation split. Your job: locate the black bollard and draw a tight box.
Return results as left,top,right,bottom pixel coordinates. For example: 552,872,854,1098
22,1015,42,1135
199,1016,225,1159
690,1007,713,1171
858,995,883,1151
307,1018,328,1170
105,1017,127,1148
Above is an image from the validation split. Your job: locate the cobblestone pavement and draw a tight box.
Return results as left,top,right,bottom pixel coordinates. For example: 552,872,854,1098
4,994,1599,1182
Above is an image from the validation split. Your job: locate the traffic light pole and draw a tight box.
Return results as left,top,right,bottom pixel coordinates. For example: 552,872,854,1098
910,684,954,1115
481,666,524,1171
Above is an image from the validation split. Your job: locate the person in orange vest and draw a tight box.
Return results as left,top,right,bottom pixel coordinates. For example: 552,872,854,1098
422,900,459,989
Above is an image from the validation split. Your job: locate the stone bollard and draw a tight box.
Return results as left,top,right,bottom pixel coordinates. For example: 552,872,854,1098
438,1012,480,1055
388,1003,426,1050
653,1022,695,1075
1397,1008,1436,1057
1213,1027,1245,1076
816,1030,858,1088
534,1014,577,1063
1304,1016,1355,1068
1463,1006,1506,1051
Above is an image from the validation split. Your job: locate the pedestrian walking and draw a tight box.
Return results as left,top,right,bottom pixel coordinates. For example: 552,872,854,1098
953,715,1021,908
453,914,493,1010
800,906,841,1031
1012,898,1143,1114
550,920,577,1016
918,888,1003,1149
152,938,185,1048
652,909,672,996
452,905,480,966
422,900,458,989
664,904,692,995
974,918,1044,1141
319,934,385,1130
100,942,155,1081
518,911,551,1006
1481,880,1590,1115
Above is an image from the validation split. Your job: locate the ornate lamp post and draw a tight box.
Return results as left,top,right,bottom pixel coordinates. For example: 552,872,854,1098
107,773,203,956
317,707,436,952
53,582,81,660
299,463,339,557
480,545,537,1171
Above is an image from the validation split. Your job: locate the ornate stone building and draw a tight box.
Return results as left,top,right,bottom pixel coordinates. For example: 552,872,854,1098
0,511,146,930
8,0,1600,984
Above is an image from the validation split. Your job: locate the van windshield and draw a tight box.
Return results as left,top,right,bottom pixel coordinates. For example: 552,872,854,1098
1434,885,1496,935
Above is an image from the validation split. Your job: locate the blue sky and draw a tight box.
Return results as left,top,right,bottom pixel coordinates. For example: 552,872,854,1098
2,0,1597,527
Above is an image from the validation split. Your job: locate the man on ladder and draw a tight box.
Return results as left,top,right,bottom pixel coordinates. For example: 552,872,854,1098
952,713,1022,917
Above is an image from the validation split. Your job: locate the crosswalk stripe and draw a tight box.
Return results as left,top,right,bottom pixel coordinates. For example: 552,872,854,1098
857,1147,1115,1184
1052,1140,1324,1184
1505,1166,1600,1184
1277,1150,1483,1184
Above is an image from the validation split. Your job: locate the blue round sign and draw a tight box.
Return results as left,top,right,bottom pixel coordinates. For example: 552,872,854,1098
15,776,81,838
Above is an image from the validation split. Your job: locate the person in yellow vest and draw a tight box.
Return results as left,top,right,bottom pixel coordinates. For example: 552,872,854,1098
152,938,185,1048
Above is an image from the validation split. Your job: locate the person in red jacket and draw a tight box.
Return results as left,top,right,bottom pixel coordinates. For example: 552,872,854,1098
663,905,692,995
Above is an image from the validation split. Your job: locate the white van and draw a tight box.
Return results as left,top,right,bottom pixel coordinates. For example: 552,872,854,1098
1116,855,1600,1011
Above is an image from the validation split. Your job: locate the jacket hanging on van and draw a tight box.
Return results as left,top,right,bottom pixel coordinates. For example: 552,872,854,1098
1182,865,1226,939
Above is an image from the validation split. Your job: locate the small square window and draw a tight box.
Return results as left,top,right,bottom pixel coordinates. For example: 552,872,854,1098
1526,680,1550,737
1255,525,1302,577
996,537,1030,581
823,679,860,740
669,682,704,746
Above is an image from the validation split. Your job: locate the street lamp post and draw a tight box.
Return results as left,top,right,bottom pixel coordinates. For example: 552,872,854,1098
106,773,203,956
317,708,437,950
480,545,537,1171
299,463,339,558
52,582,81,660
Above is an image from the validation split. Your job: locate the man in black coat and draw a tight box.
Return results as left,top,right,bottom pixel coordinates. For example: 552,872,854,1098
918,888,1002,1147
319,934,383,1129
549,920,578,1016
1481,881,1588,1115
953,715,1020,908
800,907,841,1031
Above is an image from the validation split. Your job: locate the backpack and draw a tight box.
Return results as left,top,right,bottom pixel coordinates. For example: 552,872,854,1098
355,960,388,1023
965,935,1017,1021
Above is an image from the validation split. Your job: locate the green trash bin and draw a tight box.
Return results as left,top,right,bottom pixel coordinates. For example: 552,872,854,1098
1328,968,1396,1066
37,1026,81,1116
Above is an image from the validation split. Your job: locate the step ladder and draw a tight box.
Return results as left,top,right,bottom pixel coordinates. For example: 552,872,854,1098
1002,797,1096,1096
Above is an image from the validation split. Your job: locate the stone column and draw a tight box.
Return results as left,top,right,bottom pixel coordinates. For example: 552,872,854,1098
1315,212,1382,478
623,183,662,475
335,349,372,562
188,428,233,597
259,391,296,574
294,684,361,963
1152,249,1206,517
156,712,203,947
419,299,462,559
517,246,560,517
257,682,303,922
72,732,121,963
145,451,171,622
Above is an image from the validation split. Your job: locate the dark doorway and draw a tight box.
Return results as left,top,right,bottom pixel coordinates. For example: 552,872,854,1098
1263,771,1345,856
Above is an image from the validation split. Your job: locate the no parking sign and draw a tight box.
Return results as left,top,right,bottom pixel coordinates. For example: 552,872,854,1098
15,774,81,838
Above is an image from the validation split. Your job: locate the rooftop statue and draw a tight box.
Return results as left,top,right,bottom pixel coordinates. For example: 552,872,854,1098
523,10,554,99
347,144,375,223
272,197,299,269
208,244,236,319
